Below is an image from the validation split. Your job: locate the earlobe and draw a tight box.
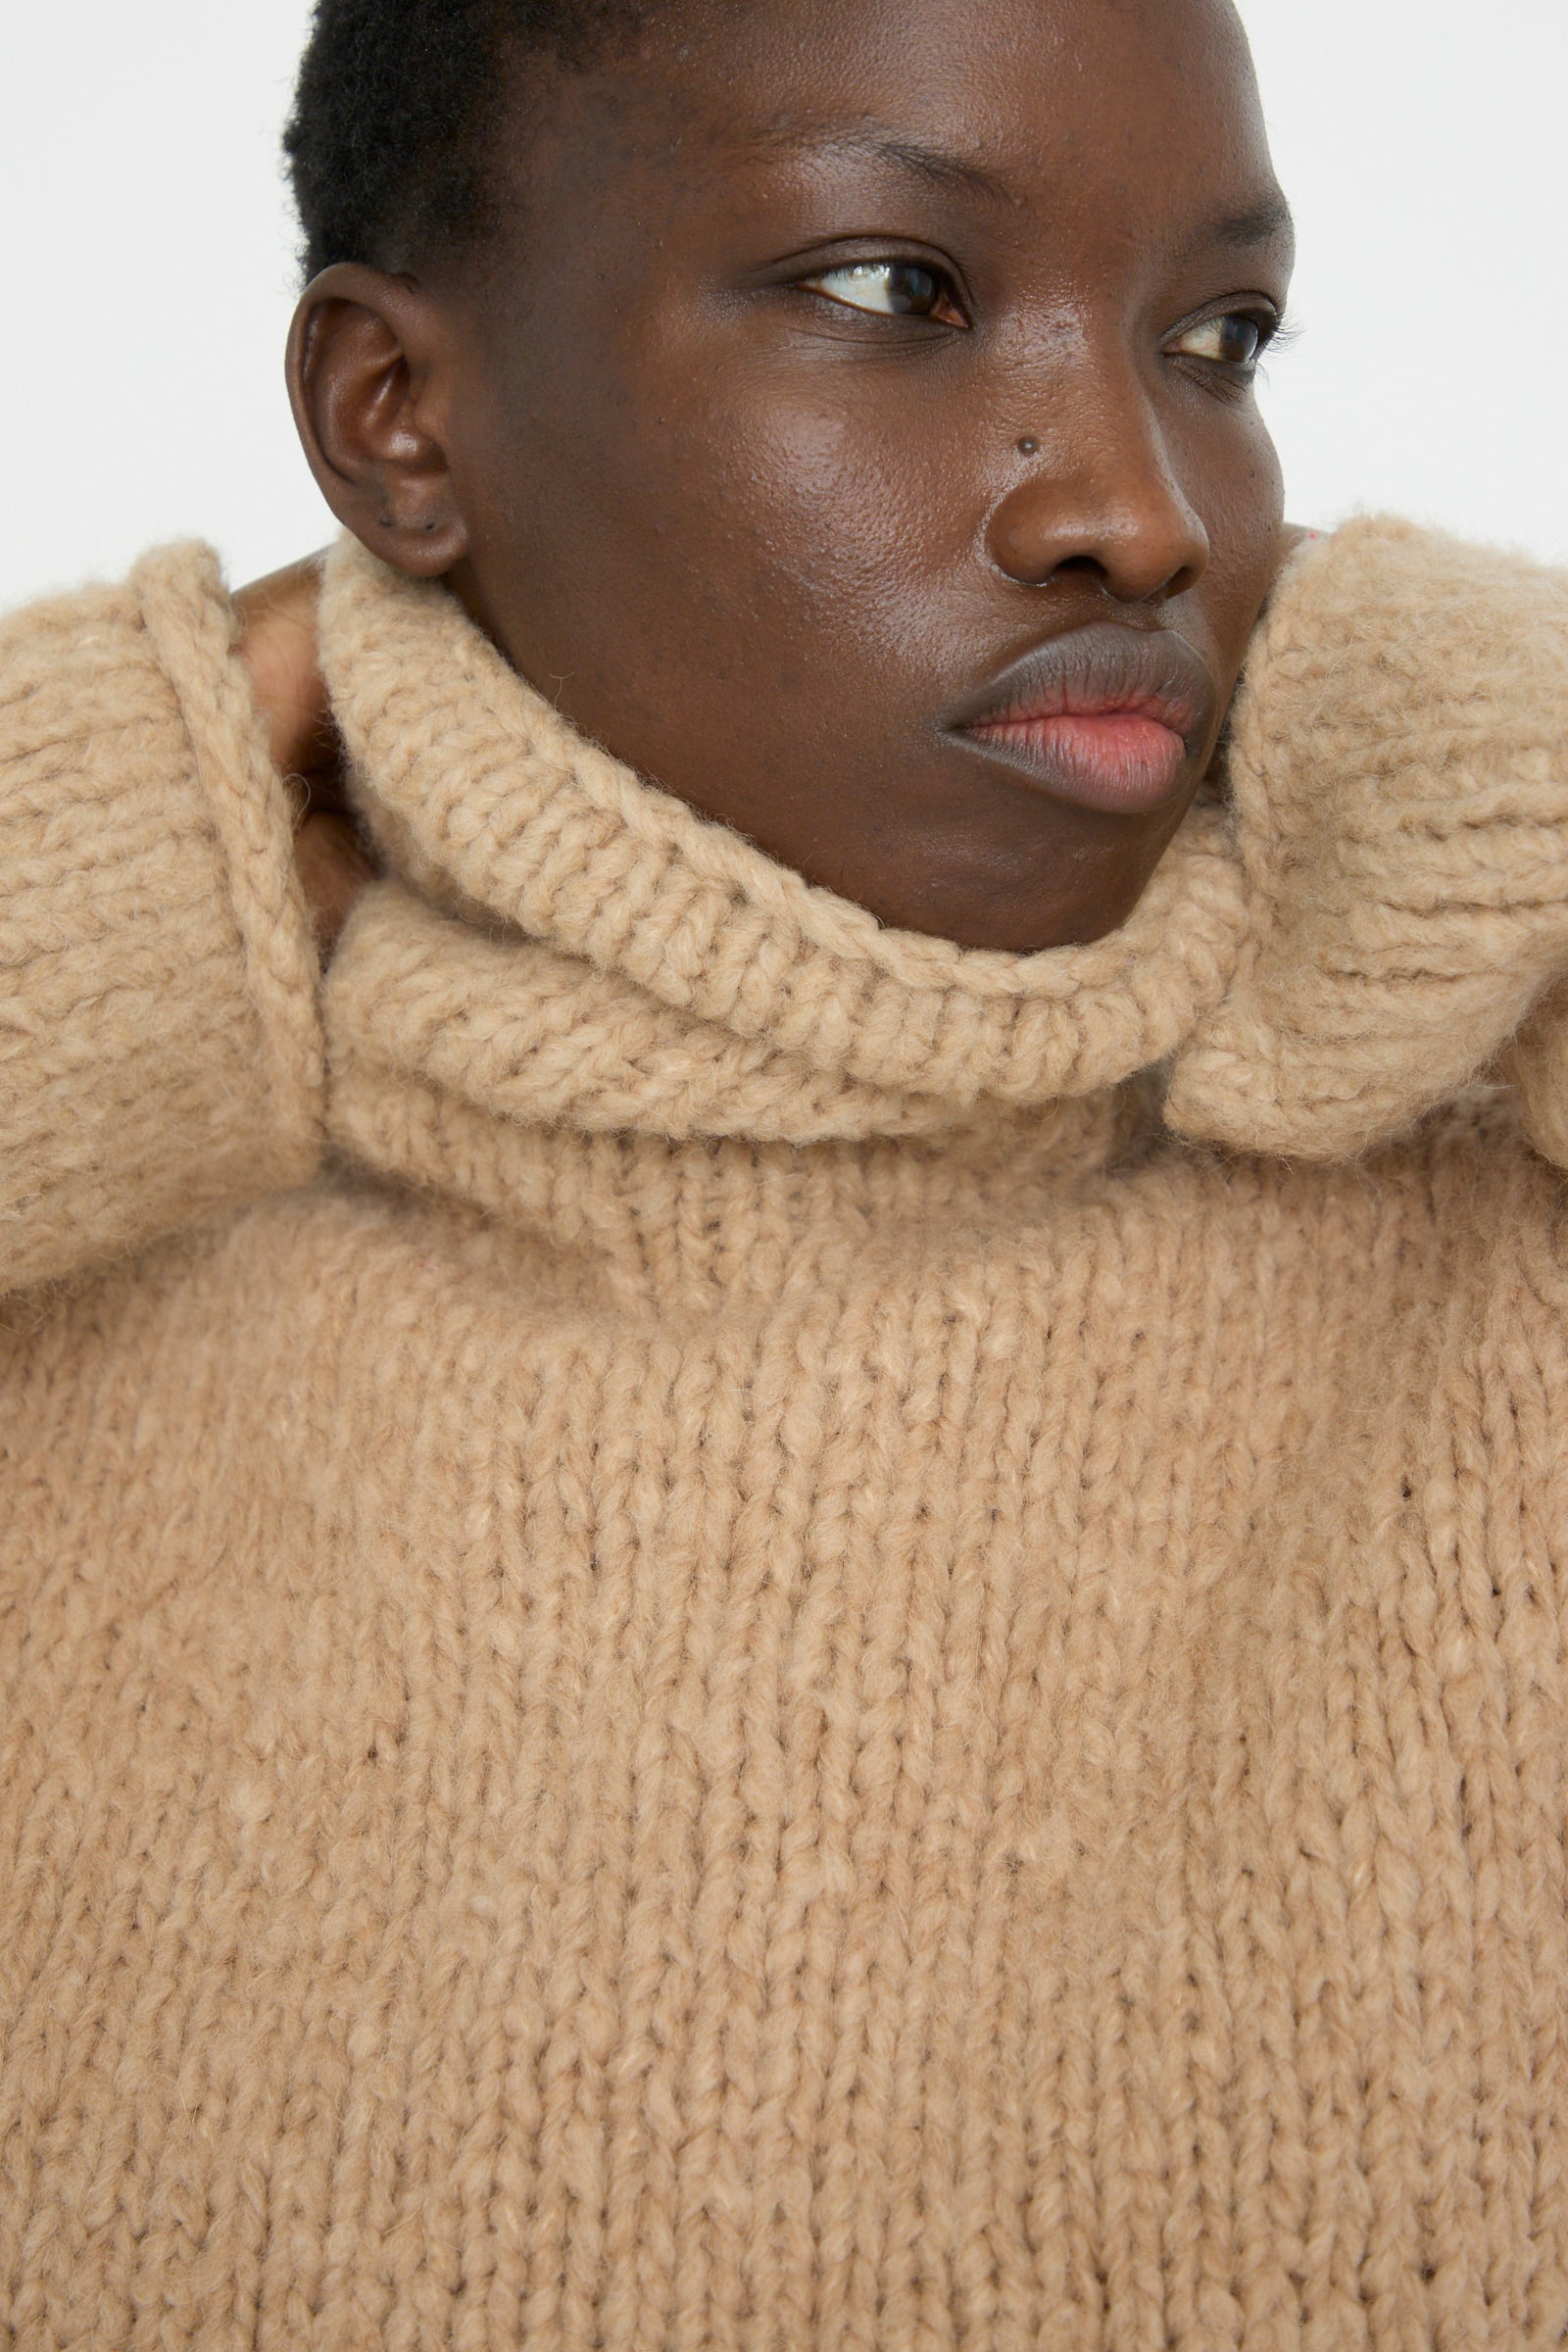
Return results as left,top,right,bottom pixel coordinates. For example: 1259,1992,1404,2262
285,264,468,577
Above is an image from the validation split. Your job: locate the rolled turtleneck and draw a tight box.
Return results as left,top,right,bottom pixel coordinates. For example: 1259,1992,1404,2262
317,519,1568,1224
316,535,1250,1176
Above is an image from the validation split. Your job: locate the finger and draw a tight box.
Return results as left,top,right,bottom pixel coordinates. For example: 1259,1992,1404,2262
235,554,338,782
294,808,378,959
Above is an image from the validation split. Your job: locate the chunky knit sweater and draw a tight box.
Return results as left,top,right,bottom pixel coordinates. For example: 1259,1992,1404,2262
4,519,1568,2352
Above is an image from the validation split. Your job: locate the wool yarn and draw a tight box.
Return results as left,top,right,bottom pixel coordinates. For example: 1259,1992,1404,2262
0,554,321,1292
1164,520,1568,1155
3,521,1568,2350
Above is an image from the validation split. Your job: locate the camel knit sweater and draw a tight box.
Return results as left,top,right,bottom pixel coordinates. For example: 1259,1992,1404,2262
4,519,1568,2352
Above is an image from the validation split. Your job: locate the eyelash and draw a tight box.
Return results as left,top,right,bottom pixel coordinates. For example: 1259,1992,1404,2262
1167,305,1295,382
796,261,1293,383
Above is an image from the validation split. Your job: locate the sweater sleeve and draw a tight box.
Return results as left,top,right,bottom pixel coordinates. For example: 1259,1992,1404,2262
0,544,325,1295
1163,517,1568,1164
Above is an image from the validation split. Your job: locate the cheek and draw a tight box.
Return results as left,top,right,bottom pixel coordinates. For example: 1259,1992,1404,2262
548,335,968,669
679,377,964,648
451,329,973,802
1188,408,1286,684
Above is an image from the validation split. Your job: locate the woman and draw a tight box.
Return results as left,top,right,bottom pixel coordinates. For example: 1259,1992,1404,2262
3,0,1568,2342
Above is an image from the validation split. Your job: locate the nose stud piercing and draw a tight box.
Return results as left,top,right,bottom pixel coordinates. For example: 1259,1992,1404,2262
1016,436,1040,456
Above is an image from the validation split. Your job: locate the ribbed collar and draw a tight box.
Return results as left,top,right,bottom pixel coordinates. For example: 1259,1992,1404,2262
318,538,1250,1154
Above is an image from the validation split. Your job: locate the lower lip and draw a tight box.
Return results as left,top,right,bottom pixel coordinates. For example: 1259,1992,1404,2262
962,711,1189,814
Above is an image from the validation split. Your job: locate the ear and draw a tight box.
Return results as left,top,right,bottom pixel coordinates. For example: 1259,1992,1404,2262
286,264,468,577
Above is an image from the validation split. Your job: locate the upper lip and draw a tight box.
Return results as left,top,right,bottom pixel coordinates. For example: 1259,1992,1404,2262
944,621,1217,753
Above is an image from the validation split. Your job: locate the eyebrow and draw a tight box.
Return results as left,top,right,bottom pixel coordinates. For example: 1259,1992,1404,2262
739,122,1020,209
851,134,1019,209
1201,192,1297,250
736,121,1295,249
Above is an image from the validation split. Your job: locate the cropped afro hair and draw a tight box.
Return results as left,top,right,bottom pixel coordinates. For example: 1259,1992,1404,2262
284,0,646,279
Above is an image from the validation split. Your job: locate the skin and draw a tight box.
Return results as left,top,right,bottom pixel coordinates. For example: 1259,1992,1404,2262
257,0,1299,956
235,558,372,954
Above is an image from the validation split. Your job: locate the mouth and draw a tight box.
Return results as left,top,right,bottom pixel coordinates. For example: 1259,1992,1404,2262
944,622,1218,816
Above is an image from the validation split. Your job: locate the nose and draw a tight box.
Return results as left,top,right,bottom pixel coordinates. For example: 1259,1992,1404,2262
984,359,1210,604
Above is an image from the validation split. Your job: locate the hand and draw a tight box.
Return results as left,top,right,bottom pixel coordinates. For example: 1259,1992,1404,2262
1165,516,1568,1160
234,557,377,957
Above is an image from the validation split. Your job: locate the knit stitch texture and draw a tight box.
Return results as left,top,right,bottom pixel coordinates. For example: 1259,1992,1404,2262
3,519,1568,2351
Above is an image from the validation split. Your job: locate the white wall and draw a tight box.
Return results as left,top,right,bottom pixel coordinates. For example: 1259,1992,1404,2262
3,0,1564,614
1241,0,1568,565
4,2,324,611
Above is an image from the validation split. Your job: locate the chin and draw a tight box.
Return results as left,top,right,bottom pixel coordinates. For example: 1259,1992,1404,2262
826,763,1199,952
858,835,1178,956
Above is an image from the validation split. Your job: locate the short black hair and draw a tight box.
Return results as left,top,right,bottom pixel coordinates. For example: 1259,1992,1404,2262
284,0,645,280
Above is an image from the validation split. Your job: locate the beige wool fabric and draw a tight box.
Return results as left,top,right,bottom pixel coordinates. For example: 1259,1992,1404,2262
4,519,1568,2350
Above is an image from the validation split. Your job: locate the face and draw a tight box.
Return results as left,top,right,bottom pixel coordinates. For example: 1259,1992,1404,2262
295,0,1294,951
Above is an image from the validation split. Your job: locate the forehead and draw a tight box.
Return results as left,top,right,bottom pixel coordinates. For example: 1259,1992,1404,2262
541,0,1281,246
689,0,1258,106
695,0,1256,153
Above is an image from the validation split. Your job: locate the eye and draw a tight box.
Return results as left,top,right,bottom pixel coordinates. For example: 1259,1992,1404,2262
801,259,966,325
1169,312,1272,371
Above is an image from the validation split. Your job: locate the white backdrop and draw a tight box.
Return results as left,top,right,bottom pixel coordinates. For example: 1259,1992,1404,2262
3,0,1564,613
